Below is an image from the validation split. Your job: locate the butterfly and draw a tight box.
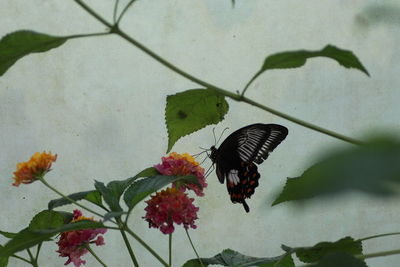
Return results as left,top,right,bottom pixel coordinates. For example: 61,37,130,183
209,123,288,212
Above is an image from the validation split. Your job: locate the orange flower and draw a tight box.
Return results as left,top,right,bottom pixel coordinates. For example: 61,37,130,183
12,151,57,186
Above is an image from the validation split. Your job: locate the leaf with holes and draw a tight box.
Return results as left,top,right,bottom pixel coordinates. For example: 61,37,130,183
0,30,68,76
165,89,229,152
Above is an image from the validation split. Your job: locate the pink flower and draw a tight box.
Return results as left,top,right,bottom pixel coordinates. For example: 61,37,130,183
143,188,199,234
56,210,107,267
155,152,207,196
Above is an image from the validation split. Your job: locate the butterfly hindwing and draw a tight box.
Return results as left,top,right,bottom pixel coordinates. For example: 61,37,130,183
210,123,288,212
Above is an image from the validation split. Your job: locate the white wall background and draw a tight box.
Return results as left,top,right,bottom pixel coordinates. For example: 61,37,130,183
1,0,400,266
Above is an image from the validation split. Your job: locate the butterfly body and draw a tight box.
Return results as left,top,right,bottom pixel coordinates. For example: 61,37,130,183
210,123,288,212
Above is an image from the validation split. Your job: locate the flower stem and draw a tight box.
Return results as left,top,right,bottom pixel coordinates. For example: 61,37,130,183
72,0,364,146
359,249,400,260
123,226,169,267
86,245,108,267
169,233,172,267
38,177,105,219
185,229,204,267
358,232,400,242
117,219,139,267
116,0,138,25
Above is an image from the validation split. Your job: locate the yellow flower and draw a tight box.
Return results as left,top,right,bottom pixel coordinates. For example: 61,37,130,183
12,151,57,186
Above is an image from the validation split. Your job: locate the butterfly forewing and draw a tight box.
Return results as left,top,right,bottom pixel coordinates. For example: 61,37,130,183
210,123,288,212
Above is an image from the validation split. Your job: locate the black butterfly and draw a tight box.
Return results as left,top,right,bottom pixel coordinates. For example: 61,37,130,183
209,123,288,212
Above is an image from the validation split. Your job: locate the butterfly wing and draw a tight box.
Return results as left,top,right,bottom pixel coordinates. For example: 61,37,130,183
212,124,288,212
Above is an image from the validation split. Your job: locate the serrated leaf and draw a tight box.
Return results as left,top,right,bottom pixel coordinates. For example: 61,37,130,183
48,190,102,209
28,210,64,231
260,45,369,75
273,138,400,205
124,175,199,209
0,228,54,258
95,181,123,212
310,252,367,267
295,237,362,263
0,30,67,76
0,231,16,239
93,168,158,212
165,88,229,152
183,249,286,267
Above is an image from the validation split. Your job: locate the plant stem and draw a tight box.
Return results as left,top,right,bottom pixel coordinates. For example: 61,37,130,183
169,233,172,267
86,245,108,267
116,0,138,25
113,0,120,23
26,248,38,267
359,249,400,260
185,229,204,267
11,255,31,264
241,69,263,97
358,232,400,242
39,177,105,219
35,243,42,264
66,32,111,40
73,0,364,146
117,219,139,267
123,226,169,267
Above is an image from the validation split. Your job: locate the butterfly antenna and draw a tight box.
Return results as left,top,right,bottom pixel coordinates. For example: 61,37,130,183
216,127,229,145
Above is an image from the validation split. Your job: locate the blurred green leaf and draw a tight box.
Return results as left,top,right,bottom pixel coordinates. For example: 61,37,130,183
0,30,67,76
95,181,123,212
295,237,362,263
273,138,400,205
0,246,8,267
165,88,229,152
183,249,290,267
259,45,369,76
35,220,105,234
123,175,200,209
309,252,367,267
0,228,53,258
0,231,16,239
29,210,64,231
48,190,102,209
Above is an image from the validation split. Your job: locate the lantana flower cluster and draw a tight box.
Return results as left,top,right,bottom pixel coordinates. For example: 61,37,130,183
12,151,57,186
155,152,207,196
144,152,206,234
56,210,107,267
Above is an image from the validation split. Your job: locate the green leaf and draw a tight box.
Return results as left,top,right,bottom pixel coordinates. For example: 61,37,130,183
0,219,104,258
29,210,64,231
0,231,16,239
259,254,294,267
0,246,8,267
0,30,67,76
165,88,229,152
94,167,159,212
183,249,290,267
35,220,105,234
95,181,123,212
123,175,200,209
259,45,369,76
273,138,400,205
310,252,367,267
295,237,362,263
48,190,102,209
0,228,54,258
